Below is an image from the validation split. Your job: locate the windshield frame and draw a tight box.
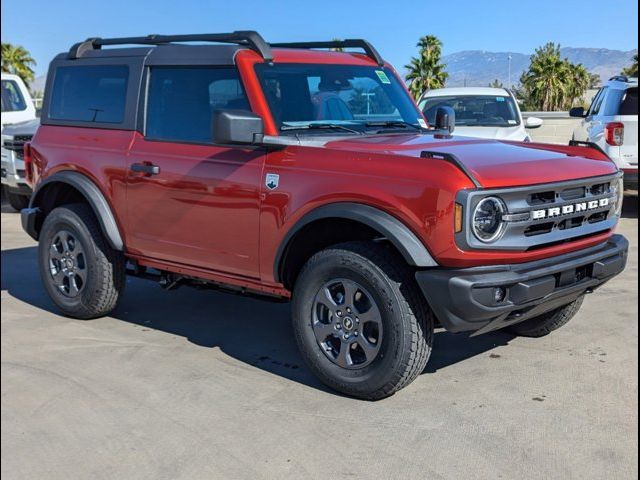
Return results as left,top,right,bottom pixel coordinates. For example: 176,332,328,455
420,94,521,128
253,62,425,135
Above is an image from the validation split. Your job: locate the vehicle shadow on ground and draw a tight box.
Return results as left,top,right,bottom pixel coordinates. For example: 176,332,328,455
1,245,516,394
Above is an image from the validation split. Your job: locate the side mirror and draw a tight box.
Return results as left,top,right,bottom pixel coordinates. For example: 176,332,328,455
434,106,455,134
525,116,543,129
213,109,264,145
569,107,586,118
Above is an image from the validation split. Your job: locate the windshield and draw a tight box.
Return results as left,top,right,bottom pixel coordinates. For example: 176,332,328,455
254,63,424,133
1,80,27,112
420,95,520,127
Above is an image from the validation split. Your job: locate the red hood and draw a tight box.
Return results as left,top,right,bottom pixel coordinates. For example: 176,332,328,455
323,133,618,188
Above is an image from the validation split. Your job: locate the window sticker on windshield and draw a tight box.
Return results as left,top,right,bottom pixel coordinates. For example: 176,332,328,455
375,70,391,84
508,119,517,125
496,97,506,102
418,118,428,128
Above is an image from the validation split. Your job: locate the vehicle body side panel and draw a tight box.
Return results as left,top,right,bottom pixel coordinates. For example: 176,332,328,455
28,125,133,241
125,133,264,279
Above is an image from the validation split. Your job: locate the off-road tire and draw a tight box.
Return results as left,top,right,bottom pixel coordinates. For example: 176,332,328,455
38,203,125,319
506,296,584,338
7,192,30,211
292,241,434,400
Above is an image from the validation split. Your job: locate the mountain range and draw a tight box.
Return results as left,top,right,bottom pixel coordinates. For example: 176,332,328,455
442,47,637,88
29,47,637,94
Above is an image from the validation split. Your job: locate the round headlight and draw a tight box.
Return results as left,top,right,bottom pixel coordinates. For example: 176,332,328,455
472,197,507,243
612,177,624,217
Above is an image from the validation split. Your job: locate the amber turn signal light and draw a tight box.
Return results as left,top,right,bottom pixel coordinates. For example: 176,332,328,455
454,203,463,233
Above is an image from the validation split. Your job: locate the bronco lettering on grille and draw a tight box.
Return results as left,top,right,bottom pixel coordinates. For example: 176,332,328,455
532,198,610,220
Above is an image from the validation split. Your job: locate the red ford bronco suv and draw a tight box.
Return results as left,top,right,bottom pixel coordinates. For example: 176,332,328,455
21,32,628,399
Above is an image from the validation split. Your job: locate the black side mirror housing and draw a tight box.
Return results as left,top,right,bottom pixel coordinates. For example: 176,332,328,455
569,107,586,118
213,110,264,145
434,106,455,134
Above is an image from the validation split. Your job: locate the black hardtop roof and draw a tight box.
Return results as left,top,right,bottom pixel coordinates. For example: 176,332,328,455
64,30,384,65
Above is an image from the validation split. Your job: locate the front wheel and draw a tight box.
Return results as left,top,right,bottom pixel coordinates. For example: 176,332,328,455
292,241,434,400
38,203,125,319
505,296,584,337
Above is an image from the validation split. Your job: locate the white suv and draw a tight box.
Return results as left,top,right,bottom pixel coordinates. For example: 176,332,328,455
571,76,638,190
1,73,36,129
418,87,543,142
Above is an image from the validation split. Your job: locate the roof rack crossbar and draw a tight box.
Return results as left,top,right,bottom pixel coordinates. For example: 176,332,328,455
68,30,273,61
270,39,384,66
609,75,629,82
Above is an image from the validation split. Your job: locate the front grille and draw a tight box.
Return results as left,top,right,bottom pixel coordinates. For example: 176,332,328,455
3,135,33,160
457,174,621,251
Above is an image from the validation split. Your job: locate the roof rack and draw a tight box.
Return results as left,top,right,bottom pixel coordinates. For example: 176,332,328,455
68,30,273,61
270,39,384,66
608,75,638,83
67,32,385,66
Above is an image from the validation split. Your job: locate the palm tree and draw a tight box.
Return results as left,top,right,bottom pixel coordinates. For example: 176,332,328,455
622,54,638,77
488,79,504,88
1,43,36,85
520,42,576,111
330,38,344,52
566,62,590,108
404,35,448,99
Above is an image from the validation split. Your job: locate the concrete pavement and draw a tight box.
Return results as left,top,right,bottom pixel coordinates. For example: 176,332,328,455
1,196,638,480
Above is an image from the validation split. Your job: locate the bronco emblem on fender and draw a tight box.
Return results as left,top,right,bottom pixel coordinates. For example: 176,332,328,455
265,173,280,190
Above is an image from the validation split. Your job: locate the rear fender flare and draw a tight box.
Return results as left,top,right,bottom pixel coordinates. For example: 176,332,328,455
30,171,124,251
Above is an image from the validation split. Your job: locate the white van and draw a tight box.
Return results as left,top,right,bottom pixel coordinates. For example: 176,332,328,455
1,73,37,130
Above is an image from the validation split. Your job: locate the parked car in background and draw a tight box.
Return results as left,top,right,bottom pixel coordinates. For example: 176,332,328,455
1,73,37,129
1,118,39,210
418,87,543,142
570,76,638,190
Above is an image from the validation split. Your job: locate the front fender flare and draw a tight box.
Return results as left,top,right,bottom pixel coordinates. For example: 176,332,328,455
274,202,438,282
29,171,124,251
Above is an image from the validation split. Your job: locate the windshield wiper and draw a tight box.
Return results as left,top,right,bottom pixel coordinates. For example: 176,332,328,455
364,120,424,131
280,123,363,135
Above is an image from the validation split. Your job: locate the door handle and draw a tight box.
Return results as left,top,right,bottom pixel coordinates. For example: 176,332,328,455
130,163,160,175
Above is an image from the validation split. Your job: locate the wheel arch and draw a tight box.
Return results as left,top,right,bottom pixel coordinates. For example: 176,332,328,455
28,171,124,251
274,202,437,288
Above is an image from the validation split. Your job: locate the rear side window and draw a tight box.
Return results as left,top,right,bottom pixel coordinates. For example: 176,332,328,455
1,80,27,112
145,67,249,143
49,65,128,123
618,88,638,115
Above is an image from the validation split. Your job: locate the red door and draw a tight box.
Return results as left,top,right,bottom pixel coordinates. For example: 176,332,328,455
125,136,264,278
124,65,264,279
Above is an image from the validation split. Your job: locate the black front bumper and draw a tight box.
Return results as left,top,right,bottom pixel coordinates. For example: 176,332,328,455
416,235,628,336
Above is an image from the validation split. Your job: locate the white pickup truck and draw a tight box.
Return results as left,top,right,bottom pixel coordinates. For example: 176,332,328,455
1,73,38,210
1,73,36,128
571,76,638,190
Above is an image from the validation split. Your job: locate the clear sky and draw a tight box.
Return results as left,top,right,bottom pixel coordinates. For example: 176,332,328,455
2,0,638,76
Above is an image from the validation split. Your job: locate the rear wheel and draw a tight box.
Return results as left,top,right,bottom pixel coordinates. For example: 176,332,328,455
38,203,125,319
505,296,584,337
292,241,433,400
7,192,30,211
